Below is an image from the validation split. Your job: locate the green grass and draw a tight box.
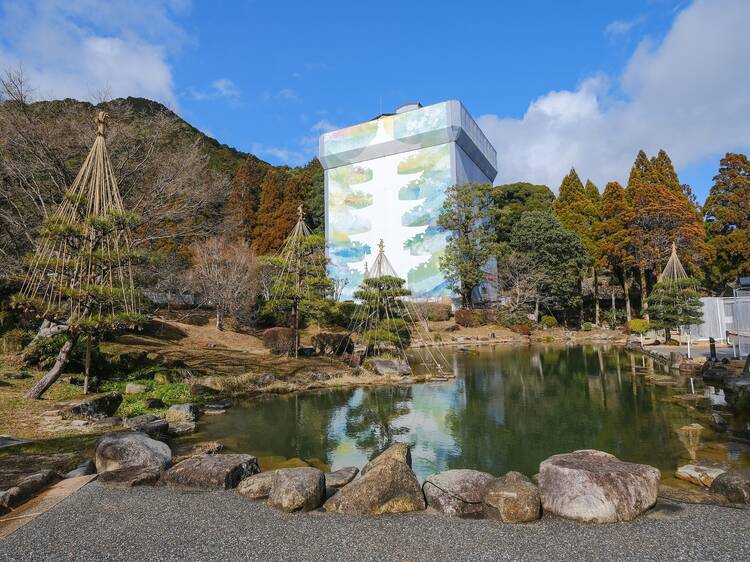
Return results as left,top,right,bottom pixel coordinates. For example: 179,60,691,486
99,379,211,418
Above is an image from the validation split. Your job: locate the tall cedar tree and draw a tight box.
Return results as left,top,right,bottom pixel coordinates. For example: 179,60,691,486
509,211,589,323
626,149,706,319
703,153,750,289
598,181,636,320
252,168,303,255
437,183,495,307
296,159,325,233
551,169,597,323
225,156,268,241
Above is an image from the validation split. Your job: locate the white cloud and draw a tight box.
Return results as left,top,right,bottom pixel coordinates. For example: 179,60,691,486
251,143,308,166
478,0,750,192
604,16,645,38
311,119,339,132
190,78,240,101
0,0,186,107
260,87,299,104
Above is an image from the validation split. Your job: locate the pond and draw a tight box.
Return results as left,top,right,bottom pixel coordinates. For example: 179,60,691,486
187,345,750,481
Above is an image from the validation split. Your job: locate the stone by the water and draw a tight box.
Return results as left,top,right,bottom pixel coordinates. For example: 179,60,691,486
324,466,359,488
59,392,122,419
95,431,172,473
165,403,201,422
423,469,493,517
267,467,325,512
361,443,411,476
124,414,170,438
709,468,750,503
0,470,58,516
64,459,96,478
324,457,425,516
162,454,259,490
538,449,660,523
237,471,277,499
97,465,162,488
171,441,223,464
370,359,411,377
482,471,541,523
675,463,727,487
168,421,197,436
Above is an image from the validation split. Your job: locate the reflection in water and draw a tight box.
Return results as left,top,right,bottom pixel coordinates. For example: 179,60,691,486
191,345,750,480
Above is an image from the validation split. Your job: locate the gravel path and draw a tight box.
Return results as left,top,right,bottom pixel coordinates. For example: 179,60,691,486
2,483,749,561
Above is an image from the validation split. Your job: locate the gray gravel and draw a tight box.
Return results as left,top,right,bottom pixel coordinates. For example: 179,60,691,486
2,483,749,561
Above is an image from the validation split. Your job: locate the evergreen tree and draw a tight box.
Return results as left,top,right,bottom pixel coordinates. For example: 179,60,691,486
491,182,554,249
437,183,496,307
647,278,703,343
295,159,325,233
703,153,750,289
252,168,303,255
598,181,636,320
509,211,589,323
354,275,412,353
225,156,268,241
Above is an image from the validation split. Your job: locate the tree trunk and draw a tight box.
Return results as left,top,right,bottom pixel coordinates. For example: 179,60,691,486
534,297,540,323
639,266,649,322
26,333,79,399
215,308,223,331
665,327,671,343
611,287,616,327
83,336,91,395
594,270,600,325
622,272,632,322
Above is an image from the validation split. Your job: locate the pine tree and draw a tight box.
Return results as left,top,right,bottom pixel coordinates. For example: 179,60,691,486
354,275,412,354
252,168,303,255
647,278,703,343
703,153,750,289
598,181,636,321
295,159,325,233
225,156,268,241
12,112,143,399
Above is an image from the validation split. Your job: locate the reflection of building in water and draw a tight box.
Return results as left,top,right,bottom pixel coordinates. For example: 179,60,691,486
704,386,728,407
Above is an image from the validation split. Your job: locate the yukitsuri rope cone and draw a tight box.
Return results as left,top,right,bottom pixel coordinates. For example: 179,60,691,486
659,242,688,282
19,111,140,398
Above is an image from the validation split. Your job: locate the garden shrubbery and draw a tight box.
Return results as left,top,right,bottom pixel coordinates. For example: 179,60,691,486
628,318,649,334
312,332,354,355
541,315,558,329
411,302,452,322
262,327,296,355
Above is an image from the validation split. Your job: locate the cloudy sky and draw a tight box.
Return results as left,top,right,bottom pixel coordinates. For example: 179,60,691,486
1,0,748,201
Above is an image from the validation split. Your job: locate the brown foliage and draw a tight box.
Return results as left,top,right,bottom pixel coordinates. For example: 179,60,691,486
251,169,303,255
262,327,296,355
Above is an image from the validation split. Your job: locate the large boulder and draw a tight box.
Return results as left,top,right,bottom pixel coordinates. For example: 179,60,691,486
124,414,169,438
95,432,171,473
0,470,59,515
267,468,326,512
423,469,493,517
64,460,96,479
237,471,277,499
538,449,660,523
172,441,224,464
676,464,727,487
59,392,122,419
97,466,162,488
482,471,541,523
165,403,201,423
325,467,359,488
361,443,411,476
710,469,750,504
324,457,425,515
162,454,259,490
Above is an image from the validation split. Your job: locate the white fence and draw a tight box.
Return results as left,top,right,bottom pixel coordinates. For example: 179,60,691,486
690,296,750,356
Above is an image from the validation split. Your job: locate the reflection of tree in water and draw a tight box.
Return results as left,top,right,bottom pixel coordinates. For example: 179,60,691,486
344,386,413,458
445,346,699,476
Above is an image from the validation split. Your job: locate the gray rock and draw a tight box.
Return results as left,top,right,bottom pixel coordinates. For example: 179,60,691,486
237,471,277,499
371,359,411,376
539,449,660,523
172,441,224,464
361,443,412,476
324,457,425,515
165,403,201,422
676,463,727,487
125,383,148,394
325,466,359,488
92,416,122,428
168,421,197,436
267,468,325,512
483,471,541,523
97,465,161,488
124,414,169,438
64,460,96,478
162,454,259,490
59,392,122,419
0,470,58,515
710,469,750,504
95,432,172,473
423,469,494,517
144,398,165,409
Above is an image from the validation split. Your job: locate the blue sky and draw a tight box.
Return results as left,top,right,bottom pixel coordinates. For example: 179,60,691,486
1,0,749,202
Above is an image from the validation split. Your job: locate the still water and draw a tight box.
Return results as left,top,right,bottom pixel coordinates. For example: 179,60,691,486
191,345,750,480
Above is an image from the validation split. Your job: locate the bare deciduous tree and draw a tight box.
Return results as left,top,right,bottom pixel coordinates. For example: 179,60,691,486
188,237,259,330
496,251,549,319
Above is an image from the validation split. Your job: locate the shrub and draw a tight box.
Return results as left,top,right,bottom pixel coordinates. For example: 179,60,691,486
582,322,593,332
0,328,34,352
510,324,531,336
262,327,296,355
325,301,360,329
455,309,481,327
541,315,558,329
411,302,452,322
312,332,354,355
628,319,649,334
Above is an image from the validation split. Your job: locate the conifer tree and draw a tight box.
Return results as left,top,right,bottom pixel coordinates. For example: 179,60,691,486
252,168,303,255
703,153,750,289
354,275,412,353
598,181,636,320
647,278,703,343
225,156,268,241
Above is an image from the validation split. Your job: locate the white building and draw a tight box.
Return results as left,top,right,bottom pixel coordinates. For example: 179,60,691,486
319,100,497,301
